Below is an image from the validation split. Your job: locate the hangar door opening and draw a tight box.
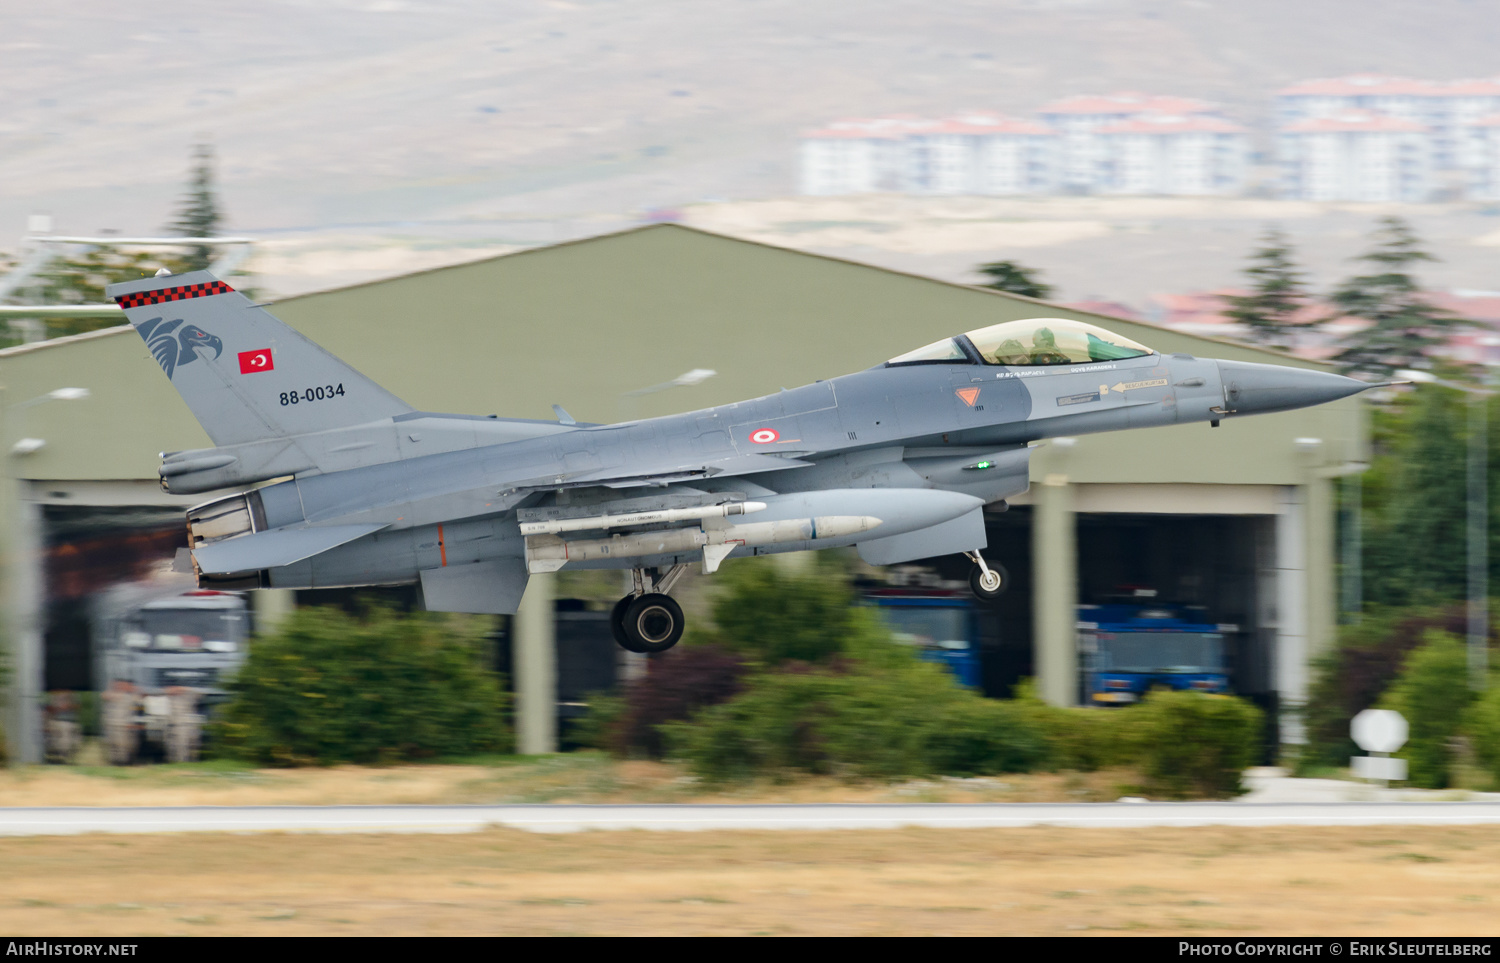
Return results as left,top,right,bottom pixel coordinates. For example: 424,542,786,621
1074,512,1275,710
41,505,189,693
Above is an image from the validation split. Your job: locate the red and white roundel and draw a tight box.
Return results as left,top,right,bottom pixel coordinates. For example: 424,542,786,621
749,428,780,444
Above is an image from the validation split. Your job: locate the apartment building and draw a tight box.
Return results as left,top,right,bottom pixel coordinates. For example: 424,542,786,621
1035,92,1223,192
900,114,1058,195
1465,115,1500,201
797,118,915,196
1094,113,1250,196
1278,110,1432,202
1276,74,1500,172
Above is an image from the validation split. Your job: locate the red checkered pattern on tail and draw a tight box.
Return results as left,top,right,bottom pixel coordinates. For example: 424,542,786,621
114,280,234,310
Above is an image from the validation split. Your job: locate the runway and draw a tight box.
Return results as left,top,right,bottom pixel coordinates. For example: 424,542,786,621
2,801,1500,836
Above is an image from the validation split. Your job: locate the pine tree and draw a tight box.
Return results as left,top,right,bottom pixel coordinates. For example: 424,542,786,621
975,260,1053,300
168,143,223,271
1326,217,1468,378
1223,227,1306,350
28,246,189,338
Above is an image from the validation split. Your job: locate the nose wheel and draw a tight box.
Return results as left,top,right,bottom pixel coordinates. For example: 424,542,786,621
965,551,1008,603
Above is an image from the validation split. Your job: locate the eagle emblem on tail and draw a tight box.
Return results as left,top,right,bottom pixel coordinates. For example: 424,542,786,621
135,317,224,380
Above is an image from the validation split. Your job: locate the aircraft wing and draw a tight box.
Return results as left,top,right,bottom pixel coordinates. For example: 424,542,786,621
193,523,389,575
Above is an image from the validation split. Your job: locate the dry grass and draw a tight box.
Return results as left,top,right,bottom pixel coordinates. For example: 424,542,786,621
0,752,1141,807
2,825,1498,936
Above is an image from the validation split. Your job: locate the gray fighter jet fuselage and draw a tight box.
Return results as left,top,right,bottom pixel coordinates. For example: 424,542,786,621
107,270,1377,652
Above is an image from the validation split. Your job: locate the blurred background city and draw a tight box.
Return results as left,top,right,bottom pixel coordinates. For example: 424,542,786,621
2,0,1500,937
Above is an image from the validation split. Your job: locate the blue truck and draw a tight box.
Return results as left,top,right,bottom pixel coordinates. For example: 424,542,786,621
1077,601,1232,706
866,590,982,689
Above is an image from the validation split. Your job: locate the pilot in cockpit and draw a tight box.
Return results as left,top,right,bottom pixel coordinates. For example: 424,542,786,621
1027,327,1070,365
994,338,1029,365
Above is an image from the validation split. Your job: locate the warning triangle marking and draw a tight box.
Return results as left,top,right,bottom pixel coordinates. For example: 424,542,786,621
955,387,980,407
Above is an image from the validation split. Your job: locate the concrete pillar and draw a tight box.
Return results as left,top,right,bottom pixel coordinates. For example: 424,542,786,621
251,589,295,636
513,571,556,755
1033,473,1078,707
1274,485,1309,745
5,483,44,764
1305,476,1337,660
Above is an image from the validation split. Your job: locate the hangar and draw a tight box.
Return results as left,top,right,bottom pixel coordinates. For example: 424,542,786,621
0,224,1367,761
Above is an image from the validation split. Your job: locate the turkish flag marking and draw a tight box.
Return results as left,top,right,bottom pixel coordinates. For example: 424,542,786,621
238,349,274,374
956,387,980,407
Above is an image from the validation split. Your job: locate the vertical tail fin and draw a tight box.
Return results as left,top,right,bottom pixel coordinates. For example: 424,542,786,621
106,271,412,446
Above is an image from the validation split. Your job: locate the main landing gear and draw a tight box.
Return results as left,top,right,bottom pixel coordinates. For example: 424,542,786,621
610,565,687,654
965,551,1008,604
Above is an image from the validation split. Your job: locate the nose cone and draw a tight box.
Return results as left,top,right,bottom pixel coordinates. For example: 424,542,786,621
1216,360,1374,416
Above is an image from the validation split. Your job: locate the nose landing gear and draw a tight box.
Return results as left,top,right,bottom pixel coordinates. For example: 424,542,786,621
965,551,1008,603
610,565,687,653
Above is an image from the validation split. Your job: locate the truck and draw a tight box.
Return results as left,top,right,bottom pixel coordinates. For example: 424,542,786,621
93,587,251,763
1077,600,1232,706
866,589,982,689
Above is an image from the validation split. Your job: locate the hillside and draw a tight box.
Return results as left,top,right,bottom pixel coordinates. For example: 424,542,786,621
4,1,1499,300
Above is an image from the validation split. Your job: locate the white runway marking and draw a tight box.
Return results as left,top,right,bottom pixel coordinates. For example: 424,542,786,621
1,802,1499,836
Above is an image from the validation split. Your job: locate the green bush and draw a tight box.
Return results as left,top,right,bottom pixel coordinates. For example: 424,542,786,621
1010,679,1141,772
210,605,510,766
1463,678,1500,788
1382,630,1473,789
666,649,1047,782
582,644,747,759
1132,691,1263,799
924,697,1052,776
1301,605,1473,771
707,560,892,665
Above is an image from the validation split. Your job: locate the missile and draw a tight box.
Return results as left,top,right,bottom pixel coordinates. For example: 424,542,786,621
523,488,984,574
524,515,882,574
518,500,767,536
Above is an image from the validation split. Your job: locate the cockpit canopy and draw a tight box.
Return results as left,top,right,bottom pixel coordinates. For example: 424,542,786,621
888,318,1154,367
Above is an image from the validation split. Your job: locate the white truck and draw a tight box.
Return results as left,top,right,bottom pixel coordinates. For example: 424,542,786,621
94,588,251,764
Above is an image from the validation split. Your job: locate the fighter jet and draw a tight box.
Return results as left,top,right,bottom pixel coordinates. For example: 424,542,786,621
106,270,1379,653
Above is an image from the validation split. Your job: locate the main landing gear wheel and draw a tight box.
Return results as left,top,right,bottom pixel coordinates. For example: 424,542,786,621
967,558,1008,603
610,595,643,652
622,593,685,654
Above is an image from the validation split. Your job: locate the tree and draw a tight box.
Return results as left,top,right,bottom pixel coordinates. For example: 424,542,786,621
1360,384,1469,606
168,142,224,271
1326,217,1469,378
11,246,190,343
1223,227,1307,350
975,260,1053,300
1381,630,1472,788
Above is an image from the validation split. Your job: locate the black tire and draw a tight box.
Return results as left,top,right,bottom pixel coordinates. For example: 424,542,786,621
969,562,1008,603
611,595,644,652
622,593,685,654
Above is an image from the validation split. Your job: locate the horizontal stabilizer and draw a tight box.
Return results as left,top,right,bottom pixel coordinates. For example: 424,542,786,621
193,523,387,574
